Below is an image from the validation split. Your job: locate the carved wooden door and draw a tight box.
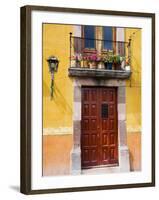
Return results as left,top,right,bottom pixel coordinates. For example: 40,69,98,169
81,87,118,169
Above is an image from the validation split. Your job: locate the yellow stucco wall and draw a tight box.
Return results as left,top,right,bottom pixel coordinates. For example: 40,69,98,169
43,24,73,135
43,25,141,135
125,28,141,171
125,28,141,133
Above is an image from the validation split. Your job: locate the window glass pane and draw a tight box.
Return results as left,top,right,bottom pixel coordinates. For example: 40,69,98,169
84,26,95,48
103,27,113,50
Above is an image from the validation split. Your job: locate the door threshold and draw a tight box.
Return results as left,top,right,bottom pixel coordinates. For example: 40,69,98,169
81,165,120,175
82,163,118,170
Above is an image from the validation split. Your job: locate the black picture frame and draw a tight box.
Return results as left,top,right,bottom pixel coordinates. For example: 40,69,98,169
20,5,155,194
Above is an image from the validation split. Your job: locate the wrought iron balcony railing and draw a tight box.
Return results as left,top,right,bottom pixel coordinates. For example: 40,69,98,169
68,33,132,79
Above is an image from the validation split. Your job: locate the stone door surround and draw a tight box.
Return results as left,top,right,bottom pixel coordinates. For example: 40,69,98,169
70,78,130,174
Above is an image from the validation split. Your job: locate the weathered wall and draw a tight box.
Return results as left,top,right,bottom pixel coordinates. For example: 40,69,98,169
43,135,73,176
127,132,141,171
125,28,141,133
125,28,141,171
43,24,74,136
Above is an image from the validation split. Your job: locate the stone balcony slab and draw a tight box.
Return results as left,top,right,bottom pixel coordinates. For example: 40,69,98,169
68,67,131,79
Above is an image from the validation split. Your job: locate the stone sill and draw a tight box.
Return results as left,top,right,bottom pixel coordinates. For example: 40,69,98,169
68,67,131,79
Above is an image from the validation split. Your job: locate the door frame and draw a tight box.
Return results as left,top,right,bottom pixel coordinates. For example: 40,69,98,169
70,78,130,174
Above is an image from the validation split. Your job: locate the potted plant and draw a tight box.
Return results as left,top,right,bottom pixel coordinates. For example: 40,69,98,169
82,55,89,68
113,55,121,70
101,50,114,70
71,53,83,68
76,53,83,68
101,54,108,69
107,54,114,70
88,54,100,69
98,60,105,69
113,55,126,70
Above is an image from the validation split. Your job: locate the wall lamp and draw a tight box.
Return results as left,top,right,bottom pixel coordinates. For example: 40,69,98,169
46,56,59,99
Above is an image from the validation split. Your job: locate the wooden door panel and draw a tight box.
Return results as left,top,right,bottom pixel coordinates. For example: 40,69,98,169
102,119,109,130
90,119,98,130
100,87,118,166
109,119,115,130
83,104,89,116
109,89,115,102
83,90,89,101
109,147,118,164
101,89,108,101
109,132,116,145
102,133,109,145
109,104,115,117
81,88,100,168
82,148,90,166
81,133,99,147
91,148,98,163
82,148,98,167
81,134,89,146
81,87,118,169
110,147,115,159
101,147,109,164
91,90,98,101
90,133,98,146
90,104,97,116
82,119,89,131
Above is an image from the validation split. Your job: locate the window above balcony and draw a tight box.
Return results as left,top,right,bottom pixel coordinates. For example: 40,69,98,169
83,26,95,49
69,31,132,79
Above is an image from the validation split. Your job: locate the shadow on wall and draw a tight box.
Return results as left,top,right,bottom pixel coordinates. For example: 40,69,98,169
128,32,141,87
43,80,50,96
43,80,73,115
54,82,73,115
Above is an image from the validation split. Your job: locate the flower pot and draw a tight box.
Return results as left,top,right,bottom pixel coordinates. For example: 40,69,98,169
71,60,76,67
98,62,105,69
125,65,131,71
114,62,121,70
83,60,89,68
121,60,125,70
107,62,113,70
89,61,97,69
76,60,81,68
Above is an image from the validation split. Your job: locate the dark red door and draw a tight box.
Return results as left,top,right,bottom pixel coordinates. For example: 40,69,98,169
81,87,118,169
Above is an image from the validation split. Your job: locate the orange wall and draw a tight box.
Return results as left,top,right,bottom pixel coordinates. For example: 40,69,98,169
43,133,141,175
43,135,73,176
127,132,141,171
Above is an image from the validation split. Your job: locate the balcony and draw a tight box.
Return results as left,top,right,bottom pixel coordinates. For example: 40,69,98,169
68,33,132,79
68,68,131,79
